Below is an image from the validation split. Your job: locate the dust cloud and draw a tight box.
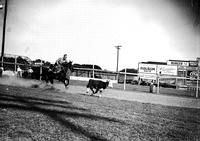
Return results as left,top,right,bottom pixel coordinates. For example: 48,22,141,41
0,75,42,88
0,71,68,92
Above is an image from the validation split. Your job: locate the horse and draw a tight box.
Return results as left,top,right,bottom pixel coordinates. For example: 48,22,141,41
41,61,73,88
55,61,73,87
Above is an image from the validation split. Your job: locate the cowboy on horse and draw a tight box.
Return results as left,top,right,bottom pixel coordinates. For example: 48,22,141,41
53,54,73,87
41,54,73,88
55,54,69,72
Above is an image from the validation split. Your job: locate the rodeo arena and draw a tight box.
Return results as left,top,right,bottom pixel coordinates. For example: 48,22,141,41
0,53,200,140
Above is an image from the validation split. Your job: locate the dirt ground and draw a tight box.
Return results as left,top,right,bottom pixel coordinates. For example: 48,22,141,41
0,76,200,109
0,76,200,140
66,85,200,109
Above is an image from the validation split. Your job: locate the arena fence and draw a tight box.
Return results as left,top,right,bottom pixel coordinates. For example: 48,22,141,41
0,60,199,98
111,69,199,98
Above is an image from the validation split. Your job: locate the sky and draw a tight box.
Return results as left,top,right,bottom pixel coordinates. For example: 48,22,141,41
0,0,199,71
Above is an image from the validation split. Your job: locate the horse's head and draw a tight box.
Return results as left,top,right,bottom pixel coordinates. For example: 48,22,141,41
61,61,73,72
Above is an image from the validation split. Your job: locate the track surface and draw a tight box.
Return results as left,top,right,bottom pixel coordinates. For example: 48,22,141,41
0,76,200,109
0,77,200,140
64,85,200,109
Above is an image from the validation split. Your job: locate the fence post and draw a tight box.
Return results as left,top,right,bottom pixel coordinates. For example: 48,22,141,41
196,67,199,98
92,64,94,78
123,68,127,90
39,60,42,80
15,57,17,72
1,56,3,67
157,74,160,94
39,66,42,80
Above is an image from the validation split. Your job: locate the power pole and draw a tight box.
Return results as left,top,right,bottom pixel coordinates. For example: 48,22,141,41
1,0,7,65
115,45,121,72
115,45,121,82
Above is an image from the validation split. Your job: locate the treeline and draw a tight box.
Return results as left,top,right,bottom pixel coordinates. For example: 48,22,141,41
73,63,102,70
120,68,138,73
1,56,52,71
2,55,138,74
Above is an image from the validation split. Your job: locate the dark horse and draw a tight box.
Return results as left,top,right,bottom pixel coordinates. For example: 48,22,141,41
41,61,73,88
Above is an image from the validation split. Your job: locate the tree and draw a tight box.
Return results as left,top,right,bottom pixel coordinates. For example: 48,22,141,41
32,59,45,65
120,68,138,73
73,63,102,70
44,61,52,66
17,56,29,65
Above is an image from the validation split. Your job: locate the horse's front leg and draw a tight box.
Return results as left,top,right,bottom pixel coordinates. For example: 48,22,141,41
64,79,69,88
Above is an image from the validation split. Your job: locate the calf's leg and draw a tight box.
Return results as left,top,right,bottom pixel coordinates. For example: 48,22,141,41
90,87,95,95
95,88,99,94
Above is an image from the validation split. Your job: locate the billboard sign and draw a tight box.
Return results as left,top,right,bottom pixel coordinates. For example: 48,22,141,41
187,70,198,78
167,60,189,66
157,65,177,76
189,61,198,67
178,66,187,71
138,73,157,80
138,63,157,74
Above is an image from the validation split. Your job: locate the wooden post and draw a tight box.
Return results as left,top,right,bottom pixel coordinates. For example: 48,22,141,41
196,67,199,98
1,56,3,67
157,74,160,94
123,68,127,90
1,0,7,61
92,64,94,78
39,60,42,80
15,57,17,72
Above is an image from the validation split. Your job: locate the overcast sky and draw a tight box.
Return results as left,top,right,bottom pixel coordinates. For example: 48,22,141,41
0,0,199,71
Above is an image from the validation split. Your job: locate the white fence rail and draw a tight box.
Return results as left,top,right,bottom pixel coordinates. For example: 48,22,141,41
0,61,199,98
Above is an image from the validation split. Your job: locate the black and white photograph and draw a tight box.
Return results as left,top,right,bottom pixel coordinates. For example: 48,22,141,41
0,0,200,140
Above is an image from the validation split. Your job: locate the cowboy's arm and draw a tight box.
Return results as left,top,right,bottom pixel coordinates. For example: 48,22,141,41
55,58,62,65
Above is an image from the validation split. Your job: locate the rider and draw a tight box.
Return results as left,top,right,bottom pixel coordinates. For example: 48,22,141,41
55,54,69,72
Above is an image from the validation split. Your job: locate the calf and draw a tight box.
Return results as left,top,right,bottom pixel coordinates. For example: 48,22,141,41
86,79,109,95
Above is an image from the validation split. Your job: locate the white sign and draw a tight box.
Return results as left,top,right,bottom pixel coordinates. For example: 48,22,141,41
138,63,157,74
138,73,157,80
157,65,177,76
167,60,189,66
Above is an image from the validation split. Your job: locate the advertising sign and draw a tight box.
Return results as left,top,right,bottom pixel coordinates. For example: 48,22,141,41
187,70,198,78
157,65,177,76
178,66,187,71
138,73,157,80
138,63,157,74
187,66,198,71
167,60,189,66
189,61,198,67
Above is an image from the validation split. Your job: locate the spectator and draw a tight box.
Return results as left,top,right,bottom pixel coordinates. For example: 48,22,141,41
27,67,33,78
149,80,154,93
17,65,22,77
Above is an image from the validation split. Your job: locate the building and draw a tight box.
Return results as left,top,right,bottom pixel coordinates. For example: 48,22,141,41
167,59,199,78
138,57,200,87
138,61,177,79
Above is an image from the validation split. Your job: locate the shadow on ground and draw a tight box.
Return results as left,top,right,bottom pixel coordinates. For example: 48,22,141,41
0,85,124,141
